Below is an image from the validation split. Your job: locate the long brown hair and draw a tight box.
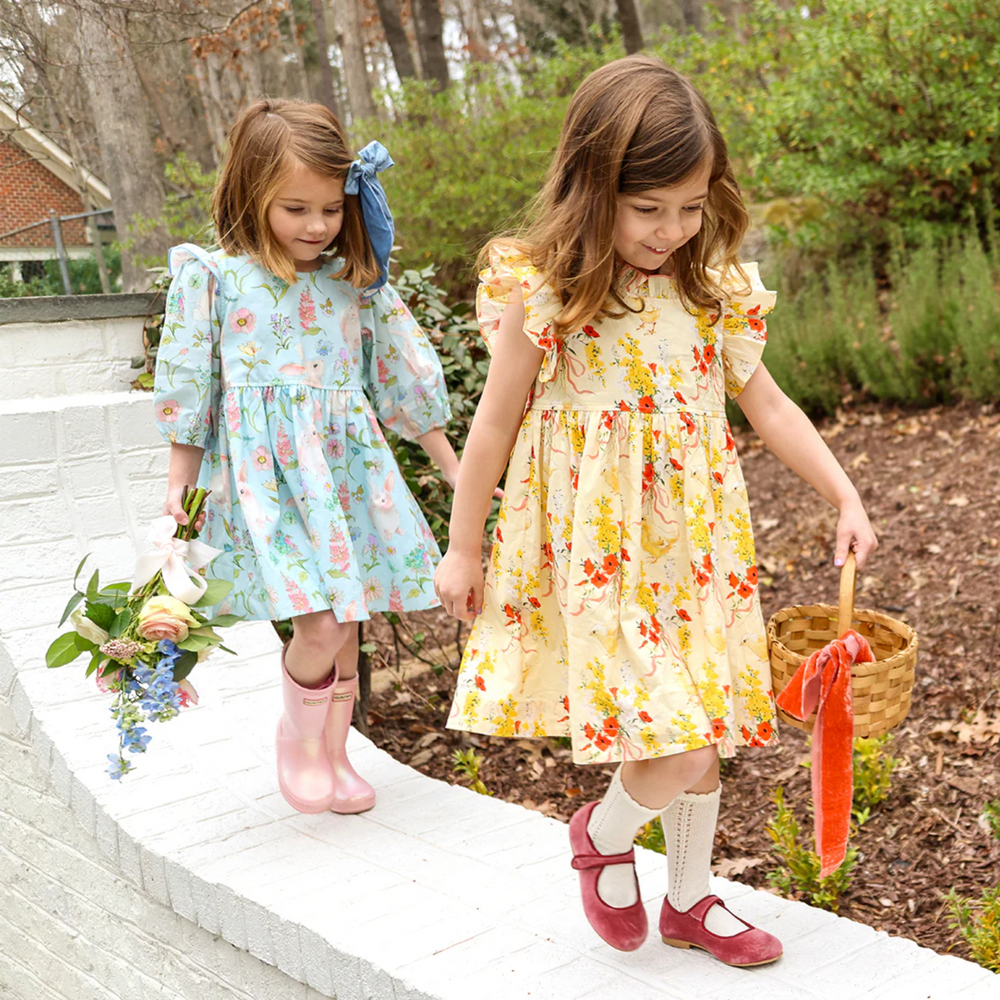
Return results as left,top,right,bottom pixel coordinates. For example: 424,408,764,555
212,99,379,287
489,55,750,336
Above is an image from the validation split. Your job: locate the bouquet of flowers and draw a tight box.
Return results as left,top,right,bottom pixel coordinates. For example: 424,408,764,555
45,488,242,779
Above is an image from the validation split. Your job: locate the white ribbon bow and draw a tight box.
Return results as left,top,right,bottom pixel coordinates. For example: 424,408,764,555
133,515,222,605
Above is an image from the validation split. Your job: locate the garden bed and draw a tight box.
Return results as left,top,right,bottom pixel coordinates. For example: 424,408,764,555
365,400,1000,962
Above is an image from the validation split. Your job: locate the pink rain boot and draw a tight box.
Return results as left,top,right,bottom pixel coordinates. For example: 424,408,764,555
276,646,338,814
324,665,375,814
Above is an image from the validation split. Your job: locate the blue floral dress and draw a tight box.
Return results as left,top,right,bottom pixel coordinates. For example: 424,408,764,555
153,244,451,622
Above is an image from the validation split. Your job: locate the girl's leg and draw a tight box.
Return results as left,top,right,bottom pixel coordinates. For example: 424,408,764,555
659,756,744,934
588,745,718,907
658,754,782,964
284,611,357,686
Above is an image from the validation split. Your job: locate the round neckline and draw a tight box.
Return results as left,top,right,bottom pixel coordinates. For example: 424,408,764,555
616,263,680,299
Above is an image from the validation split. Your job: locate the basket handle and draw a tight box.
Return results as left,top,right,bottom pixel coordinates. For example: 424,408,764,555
838,551,857,639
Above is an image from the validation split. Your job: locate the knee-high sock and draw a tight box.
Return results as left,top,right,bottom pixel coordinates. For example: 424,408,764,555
661,786,745,936
587,767,660,908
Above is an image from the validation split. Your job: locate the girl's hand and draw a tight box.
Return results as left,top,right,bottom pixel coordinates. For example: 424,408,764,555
834,495,878,571
163,483,207,532
434,549,484,622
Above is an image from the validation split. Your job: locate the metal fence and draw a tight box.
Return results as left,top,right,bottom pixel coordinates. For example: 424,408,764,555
0,207,116,294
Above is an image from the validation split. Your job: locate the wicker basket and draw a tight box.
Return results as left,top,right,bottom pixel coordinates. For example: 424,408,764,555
766,552,918,738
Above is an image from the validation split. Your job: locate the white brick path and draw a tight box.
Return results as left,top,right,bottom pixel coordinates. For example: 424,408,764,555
0,317,996,1000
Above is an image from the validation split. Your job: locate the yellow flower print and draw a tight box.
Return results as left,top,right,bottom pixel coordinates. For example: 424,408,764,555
697,661,727,721
585,340,605,381
739,665,773,720
686,495,711,554
461,690,481,726
618,335,657,398
640,726,663,753
728,508,756,565
492,696,519,737
695,308,718,347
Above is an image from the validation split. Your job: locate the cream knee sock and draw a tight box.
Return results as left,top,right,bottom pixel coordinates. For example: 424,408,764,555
587,767,660,908
661,786,745,936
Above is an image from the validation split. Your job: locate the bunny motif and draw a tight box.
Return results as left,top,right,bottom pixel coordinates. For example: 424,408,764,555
294,400,329,479
208,453,231,508
279,343,325,387
370,470,404,543
235,461,268,532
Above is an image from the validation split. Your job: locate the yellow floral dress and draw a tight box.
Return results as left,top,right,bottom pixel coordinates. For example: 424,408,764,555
447,248,779,765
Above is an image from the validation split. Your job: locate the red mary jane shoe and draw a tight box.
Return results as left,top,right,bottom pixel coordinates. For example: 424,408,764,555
659,894,783,967
569,801,648,952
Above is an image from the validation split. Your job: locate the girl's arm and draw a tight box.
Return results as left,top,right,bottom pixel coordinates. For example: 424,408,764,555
434,298,545,620
414,427,460,488
735,362,878,568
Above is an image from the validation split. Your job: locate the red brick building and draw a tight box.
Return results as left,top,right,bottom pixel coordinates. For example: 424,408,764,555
0,98,112,276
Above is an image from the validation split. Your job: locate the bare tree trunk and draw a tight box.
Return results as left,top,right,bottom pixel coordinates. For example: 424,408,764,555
456,0,490,62
616,0,644,53
309,0,341,114
681,0,707,32
285,2,312,99
412,0,449,90
76,0,169,292
332,0,376,121
191,55,226,162
373,0,417,81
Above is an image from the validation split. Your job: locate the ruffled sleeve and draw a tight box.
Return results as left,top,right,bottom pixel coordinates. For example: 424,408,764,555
476,246,563,383
360,281,452,441
719,261,776,399
153,244,223,448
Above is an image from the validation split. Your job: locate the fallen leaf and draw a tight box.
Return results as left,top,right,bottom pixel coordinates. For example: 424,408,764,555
945,496,970,507
714,857,763,878
849,451,871,470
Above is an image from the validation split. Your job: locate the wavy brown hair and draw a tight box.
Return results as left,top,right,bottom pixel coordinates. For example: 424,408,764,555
488,55,750,336
212,99,379,287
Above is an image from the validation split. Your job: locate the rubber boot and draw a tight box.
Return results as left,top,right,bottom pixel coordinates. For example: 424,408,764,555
276,646,338,814
324,666,375,814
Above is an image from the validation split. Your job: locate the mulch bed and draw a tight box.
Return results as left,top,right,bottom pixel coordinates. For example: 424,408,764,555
364,400,1000,961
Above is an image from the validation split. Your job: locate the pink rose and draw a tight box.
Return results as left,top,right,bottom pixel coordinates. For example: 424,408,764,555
177,679,199,707
136,596,198,643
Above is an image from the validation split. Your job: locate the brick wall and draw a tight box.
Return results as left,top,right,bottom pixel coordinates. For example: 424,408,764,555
0,137,90,248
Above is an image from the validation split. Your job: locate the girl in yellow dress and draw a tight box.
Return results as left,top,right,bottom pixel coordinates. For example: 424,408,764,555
434,55,877,964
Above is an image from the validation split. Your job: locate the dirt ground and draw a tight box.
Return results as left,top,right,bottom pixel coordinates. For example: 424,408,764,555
365,401,1000,961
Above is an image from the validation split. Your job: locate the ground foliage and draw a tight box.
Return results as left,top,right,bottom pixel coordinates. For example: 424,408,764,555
365,400,1000,963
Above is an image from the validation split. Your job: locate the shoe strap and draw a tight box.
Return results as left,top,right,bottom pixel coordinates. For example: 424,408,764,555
571,848,635,871
688,894,724,922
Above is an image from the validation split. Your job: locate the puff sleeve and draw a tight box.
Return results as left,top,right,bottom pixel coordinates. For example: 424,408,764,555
719,261,777,399
360,282,452,441
153,244,222,448
476,246,563,383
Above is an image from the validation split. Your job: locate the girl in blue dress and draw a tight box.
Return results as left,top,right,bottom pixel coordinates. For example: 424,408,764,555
153,99,458,815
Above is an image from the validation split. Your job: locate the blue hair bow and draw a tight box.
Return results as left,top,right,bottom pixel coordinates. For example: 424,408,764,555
345,141,395,293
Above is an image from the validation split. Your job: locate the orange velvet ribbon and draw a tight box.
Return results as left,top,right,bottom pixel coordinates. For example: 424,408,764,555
775,629,875,877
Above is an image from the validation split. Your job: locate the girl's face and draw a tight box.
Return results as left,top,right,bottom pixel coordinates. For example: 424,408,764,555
614,160,712,274
266,158,345,272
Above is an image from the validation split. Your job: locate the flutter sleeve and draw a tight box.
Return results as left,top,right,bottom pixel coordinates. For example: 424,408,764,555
153,244,223,448
360,282,452,441
476,245,563,383
719,261,777,399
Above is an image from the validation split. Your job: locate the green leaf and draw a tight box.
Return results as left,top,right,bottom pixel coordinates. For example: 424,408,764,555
46,632,91,668
201,614,242,628
359,642,378,655
177,633,212,652
191,579,233,607
171,651,198,683
85,649,103,678
71,555,90,591
58,590,85,628
85,569,100,600
218,644,237,655
109,609,131,639
186,626,221,642
83,601,115,631
136,372,154,388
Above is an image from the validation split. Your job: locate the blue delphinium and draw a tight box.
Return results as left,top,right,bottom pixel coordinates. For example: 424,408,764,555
105,639,183,778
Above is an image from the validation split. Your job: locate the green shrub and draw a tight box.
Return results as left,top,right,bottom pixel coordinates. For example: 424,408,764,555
766,786,857,912
852,734,899,825
0,245,122,298
947,884,1000,972
452,747,492,795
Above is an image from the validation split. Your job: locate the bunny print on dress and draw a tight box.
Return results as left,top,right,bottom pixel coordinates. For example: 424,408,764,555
370,470,404,543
